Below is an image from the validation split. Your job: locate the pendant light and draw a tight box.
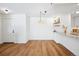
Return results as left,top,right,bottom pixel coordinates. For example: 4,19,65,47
38,10,47,24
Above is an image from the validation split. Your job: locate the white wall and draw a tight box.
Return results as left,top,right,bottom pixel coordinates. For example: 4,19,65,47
71,14,79,27
0,15,2,43
75,18,79,27
30,17,53,39
1,14,28,43
26,15,30,40
30,14,71,39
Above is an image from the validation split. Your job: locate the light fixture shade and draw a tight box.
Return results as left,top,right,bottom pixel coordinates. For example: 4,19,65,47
0,8,11,14
76,11,79,14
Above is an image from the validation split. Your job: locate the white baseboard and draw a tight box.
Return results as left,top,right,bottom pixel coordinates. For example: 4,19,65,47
15,40,29,43
29,38,54,40
0,40,29,44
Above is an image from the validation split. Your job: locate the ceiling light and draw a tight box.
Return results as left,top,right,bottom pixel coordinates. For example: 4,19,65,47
0,8,11,14
76,11,79,14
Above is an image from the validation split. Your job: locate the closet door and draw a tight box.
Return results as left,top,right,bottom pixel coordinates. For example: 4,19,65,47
2,15,15,43
2,14,27,43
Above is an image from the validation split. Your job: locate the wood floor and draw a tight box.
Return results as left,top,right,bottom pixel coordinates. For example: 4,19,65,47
0,40,75,56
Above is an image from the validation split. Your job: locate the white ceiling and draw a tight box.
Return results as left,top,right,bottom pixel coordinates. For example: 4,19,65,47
0,3,79,16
